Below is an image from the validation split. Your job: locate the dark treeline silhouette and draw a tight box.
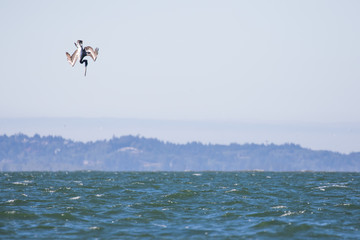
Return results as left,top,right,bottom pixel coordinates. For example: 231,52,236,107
0,134,359,171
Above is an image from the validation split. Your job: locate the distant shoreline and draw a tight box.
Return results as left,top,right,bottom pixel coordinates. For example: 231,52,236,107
1,133,359,172
1,117,360,154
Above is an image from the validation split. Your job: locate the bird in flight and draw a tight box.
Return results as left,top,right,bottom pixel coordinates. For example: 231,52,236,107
66,40,99,76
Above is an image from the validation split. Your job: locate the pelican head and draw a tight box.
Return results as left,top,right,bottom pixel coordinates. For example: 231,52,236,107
74,40,83,48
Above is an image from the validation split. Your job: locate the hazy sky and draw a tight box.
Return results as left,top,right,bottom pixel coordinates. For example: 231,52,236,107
1,1,360,152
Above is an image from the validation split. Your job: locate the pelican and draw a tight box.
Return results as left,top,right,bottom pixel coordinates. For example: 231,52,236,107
66,40,99,76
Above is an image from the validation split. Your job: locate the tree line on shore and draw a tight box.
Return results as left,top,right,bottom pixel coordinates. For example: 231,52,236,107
0,134,359,171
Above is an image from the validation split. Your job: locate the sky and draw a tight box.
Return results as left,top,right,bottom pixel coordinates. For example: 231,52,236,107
0,1,360,153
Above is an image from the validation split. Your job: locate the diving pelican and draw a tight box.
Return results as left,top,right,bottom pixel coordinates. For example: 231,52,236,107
66,40,99,76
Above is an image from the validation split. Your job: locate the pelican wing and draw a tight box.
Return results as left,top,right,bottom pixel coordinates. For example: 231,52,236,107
85,46,99,61
66,49,79,66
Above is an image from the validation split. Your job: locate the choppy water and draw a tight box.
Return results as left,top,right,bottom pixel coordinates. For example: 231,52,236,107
1,172,359,239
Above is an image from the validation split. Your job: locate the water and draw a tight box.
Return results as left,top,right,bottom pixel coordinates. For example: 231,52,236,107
1,172,359,239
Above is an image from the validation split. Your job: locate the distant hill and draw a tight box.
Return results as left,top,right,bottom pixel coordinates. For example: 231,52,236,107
0,134,359,171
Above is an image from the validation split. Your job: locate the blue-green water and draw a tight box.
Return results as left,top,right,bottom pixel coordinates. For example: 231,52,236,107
1,172,359,239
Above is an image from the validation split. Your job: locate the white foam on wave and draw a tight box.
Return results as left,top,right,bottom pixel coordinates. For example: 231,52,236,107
13,182,26,185
7,199,16,203
89,226,101,230
281,210,305,217
13,180,33,185
335,203,351,207
271,205,287,209
153,223,167,228
331,184,348,188
70,196,81,200
316,183,349,191
316,186,326,191
280,211,294,217
225,189,238,193
95,194,103,197
193,173,202,176
73,181,83,186
132,182,145,185
45,188,56,193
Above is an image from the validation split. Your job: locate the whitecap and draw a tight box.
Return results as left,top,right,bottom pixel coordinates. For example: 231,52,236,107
225,189,238,193
7,199,16,203
89,226,101,230
45,188,55,193
74,181,83,186
335,203,351,207
281,210,305,217
280,211,294,217
316,186,327,191
315,183,348,191
70,196,81,200
153,223,167,228
132,182,145,185
13,180,32,185
95,194,103,197
331,184,348,188
13,182,26,185
193,173,202,176
271,205,287,209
